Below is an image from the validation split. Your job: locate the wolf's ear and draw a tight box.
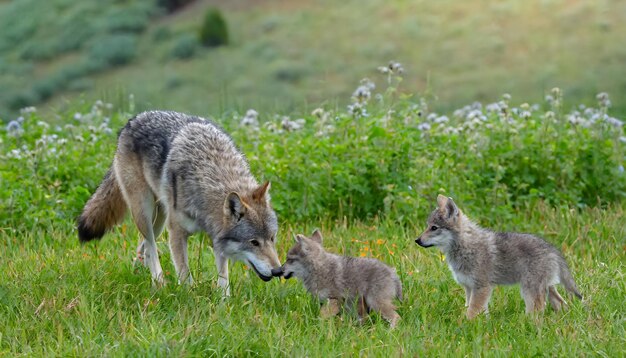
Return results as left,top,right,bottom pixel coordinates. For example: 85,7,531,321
224,192,247,221
310,229,323,245
251,181,271,203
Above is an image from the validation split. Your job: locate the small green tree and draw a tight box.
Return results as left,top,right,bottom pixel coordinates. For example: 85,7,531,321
199,8,228,48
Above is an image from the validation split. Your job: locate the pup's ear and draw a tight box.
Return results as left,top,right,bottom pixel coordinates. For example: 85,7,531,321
295,234,306,243
436,194,448,209
224,192,247,221
443,196,459,219
251,181,271,203
310,229,323,245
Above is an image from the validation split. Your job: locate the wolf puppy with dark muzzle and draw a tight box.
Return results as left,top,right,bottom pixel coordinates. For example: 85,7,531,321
277,230,403,328
77,111,283,295
416,194,583,319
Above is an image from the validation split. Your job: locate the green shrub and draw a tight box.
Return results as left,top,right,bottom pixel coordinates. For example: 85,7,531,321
88,34,137,68
199,8,229,48
19,41,57,61
170,34,198,59
157,0,195,13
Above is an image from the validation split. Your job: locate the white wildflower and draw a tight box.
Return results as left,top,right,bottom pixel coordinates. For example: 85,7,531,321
352,85,371,104
596,92,611,108
281,118,306,132
417,122,431,131
240,109,259,127
360,78,375,91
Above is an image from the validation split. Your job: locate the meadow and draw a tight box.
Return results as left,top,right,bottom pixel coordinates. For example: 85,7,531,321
1,0,626,119
1,72,625,355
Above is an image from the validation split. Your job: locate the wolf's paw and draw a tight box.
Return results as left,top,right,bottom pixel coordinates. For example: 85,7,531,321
151,272,167,289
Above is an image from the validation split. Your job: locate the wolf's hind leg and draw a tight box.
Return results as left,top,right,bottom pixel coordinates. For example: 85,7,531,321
548,286,566,312
115,160,164,285
133,203,165,269
168,218,192,285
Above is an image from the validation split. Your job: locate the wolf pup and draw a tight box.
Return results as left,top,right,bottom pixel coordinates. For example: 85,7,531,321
280,230,402,328
416,194,582,319
78,111,282,294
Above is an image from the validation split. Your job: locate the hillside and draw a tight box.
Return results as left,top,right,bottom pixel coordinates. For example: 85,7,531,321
1,0,626,119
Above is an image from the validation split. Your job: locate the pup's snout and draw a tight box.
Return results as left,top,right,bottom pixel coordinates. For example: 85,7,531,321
271,267,284,277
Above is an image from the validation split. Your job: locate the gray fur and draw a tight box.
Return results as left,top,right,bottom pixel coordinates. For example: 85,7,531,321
416,194,582,318
282,230,402,328
78,111,281,292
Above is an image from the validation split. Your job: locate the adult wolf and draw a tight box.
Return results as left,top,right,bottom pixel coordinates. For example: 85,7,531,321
77,111,282,295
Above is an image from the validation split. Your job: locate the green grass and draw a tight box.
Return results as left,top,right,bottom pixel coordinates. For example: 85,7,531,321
1,0,626,119
0,205,624,355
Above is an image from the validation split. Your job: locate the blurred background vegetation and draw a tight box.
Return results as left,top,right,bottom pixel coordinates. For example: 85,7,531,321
0,0,625,121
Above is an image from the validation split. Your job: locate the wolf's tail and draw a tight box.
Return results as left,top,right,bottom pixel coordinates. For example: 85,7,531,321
77,167,127,242
558,257,583,299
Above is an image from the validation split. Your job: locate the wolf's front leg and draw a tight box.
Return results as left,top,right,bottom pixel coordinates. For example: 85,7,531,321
168,221,193,285
320,298,341,319
214,251,230,297
133,240,146,268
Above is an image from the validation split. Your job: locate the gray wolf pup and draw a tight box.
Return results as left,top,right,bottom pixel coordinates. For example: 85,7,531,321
78,110,282,294
280,230,402,328
416,194,582,319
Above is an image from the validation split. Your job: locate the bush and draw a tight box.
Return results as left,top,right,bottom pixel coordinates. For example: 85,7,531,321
157,0,195,13
88,34,137,68
170,34,198,59
199,8,229,48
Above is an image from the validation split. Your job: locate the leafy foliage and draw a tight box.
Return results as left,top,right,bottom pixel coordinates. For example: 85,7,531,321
199,8,229,48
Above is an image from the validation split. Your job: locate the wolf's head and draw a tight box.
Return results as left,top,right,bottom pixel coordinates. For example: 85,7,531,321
280,229,325,280
415,194,462,251
216,181,281,281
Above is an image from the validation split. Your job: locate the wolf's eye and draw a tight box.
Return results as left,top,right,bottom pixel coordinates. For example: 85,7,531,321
251,240,260,247
431,225,438,231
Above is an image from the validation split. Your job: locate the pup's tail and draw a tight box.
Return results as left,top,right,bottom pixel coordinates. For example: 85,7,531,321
77,167,127,242
559,258,583,299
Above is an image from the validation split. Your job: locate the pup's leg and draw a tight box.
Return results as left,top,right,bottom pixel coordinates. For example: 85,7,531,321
548,286,566,312
463,284,472,307
167,218,192,285
521,283,547,314
366,296,400,328
214,249,230,297
467,286,493,319
320,298,341,319
356,296,368,324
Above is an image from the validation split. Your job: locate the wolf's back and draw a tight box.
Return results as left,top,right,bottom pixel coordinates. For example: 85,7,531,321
77,168,127,242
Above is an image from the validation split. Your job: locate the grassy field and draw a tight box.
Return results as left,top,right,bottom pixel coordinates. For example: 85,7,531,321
1,77,625,355
0,205,624,355
1,0,626,119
